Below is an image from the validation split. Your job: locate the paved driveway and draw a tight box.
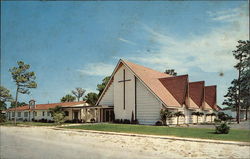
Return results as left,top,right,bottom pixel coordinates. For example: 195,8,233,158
1,126,249,159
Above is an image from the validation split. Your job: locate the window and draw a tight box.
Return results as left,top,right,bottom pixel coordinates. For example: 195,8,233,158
43,112,45,116
33,111,37,116
24,112,28,117
64,111,69,116
18,112,21,117
12,112,15,117
47,112,50,116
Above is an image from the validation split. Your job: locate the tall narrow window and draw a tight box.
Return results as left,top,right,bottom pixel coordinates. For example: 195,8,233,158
24,112,28,117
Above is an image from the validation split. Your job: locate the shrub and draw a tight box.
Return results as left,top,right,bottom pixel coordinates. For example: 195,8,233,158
123,119,130,124
90,118,95,123
131,119,139,124
47,120,54,123
72,119,79,123
38,118,47,123
114,119,121,123
214,118,221,123
65,120,72,123
53,112,65,124
215,122,230,134
217,112,230,121
0,114,6,123
155,120,163,126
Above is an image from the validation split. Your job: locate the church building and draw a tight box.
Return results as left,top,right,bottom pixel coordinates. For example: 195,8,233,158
96,59,219,125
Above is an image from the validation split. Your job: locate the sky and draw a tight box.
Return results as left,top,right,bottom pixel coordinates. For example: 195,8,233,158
1,1,249,107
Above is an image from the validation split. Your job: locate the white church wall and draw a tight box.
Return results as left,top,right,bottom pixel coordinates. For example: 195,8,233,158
136,78,162,125
99,82,114,106
114,65,135,120
184,108,194,124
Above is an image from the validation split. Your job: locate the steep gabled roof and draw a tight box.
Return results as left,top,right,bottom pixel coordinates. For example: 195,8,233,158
205,85,217,110
215,105,222,111
97,59,181,107
7,101,86,111
159,75,188,105
123,60,181,107
189,98,200,109
189,81,205,107
96,59,217,109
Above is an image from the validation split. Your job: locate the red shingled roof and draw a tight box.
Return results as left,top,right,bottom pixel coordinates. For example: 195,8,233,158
189,81,204,107
7,105,30,111
7,101,86,111
122,60,181,107
97,59,218,109
159,75,188,105
205,85,217,110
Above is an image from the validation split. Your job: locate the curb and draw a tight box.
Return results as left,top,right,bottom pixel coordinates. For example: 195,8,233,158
52,127,250,146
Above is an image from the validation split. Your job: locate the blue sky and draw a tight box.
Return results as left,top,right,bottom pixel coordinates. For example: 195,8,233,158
1,1,249,107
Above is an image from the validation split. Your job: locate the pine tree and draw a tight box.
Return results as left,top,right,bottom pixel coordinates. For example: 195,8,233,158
9,61,37,124
223,40,250,123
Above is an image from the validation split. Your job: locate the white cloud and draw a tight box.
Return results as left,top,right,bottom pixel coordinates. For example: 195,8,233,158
77,63,114,76
118,37,137,45
125,5,248,73
207,6,246,22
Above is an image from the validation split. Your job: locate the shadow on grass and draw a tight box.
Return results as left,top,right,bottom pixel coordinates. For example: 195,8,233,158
207,131,217,134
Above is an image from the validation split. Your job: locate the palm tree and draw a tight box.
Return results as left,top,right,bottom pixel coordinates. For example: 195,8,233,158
160,109,173,125
191,112,204,124
174,111,185,125
210,113,216,122
205,113,211,122
165,110,174,125
205,113,216,122
160,109,167,125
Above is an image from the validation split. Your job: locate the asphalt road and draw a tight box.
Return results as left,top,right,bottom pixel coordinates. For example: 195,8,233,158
1,126,249,159
0,126,152,159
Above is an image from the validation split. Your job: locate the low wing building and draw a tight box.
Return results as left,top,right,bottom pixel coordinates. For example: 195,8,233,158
6,100,99,122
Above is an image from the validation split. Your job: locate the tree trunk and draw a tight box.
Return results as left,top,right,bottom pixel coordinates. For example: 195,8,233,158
246,107,248,120
177,116,179,125
237,104,240,124
237,57,242,124
197,116,198,124
14,86,19,125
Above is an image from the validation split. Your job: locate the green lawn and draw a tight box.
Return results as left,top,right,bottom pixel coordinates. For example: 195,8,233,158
63,124,250,142
0,121,59,126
